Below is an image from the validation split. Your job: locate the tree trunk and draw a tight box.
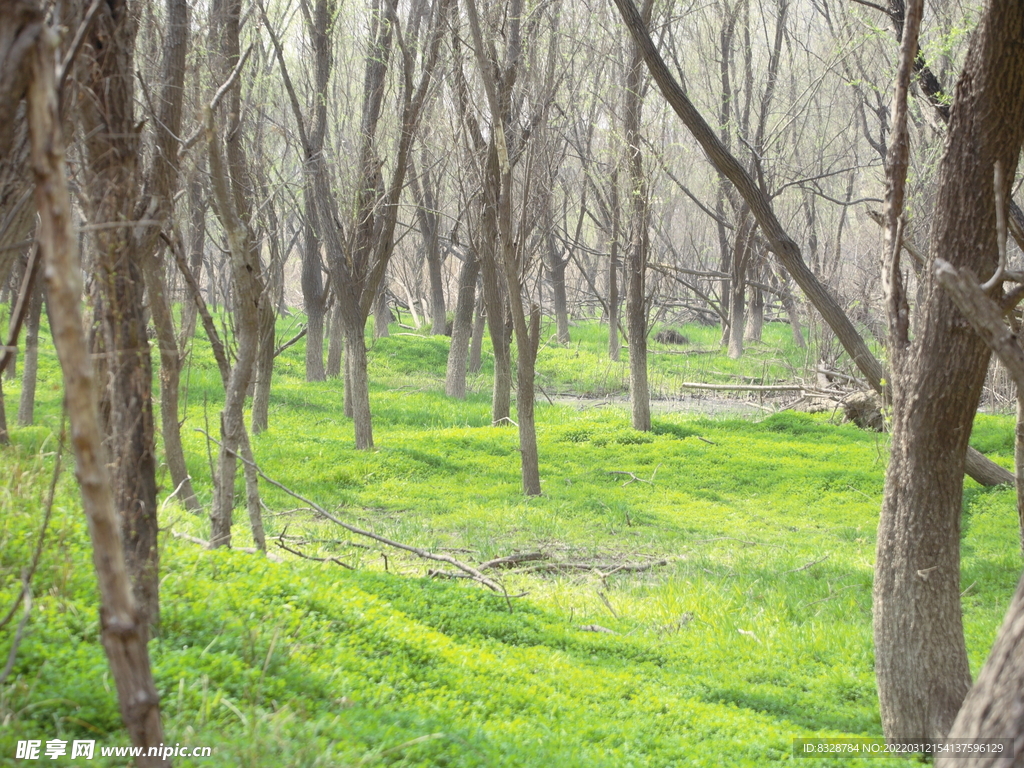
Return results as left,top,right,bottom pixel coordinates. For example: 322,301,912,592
480,228,512,424
79,0,161,633
607,168,621,362
445,253,479,399
179,164,206,348
623,0,653,432
874,0,1024,742
17,278,42,425
327,302,344,377
344,314,373,449
935,569,1024,768
469,293,485,374
745,284,764,343
374,283,390,338
27,16,169,762
251,298,275,434
207,0,266,549
515,306,542,495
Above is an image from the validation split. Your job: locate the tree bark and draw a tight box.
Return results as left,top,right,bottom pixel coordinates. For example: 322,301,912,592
445,252,479,399
469,293,485,374
623,0,653,432
875,0,1024,742
27,17,169,763
935,571,1024,768
17,276,42,425
206,0,265,548
78,0,161,632
607,168,621,361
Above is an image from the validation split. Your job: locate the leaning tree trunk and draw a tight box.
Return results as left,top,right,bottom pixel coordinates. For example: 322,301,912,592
445,253,480,398
874,0,1024,743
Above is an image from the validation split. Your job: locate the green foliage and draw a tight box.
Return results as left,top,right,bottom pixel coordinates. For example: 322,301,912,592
0,316,1019,766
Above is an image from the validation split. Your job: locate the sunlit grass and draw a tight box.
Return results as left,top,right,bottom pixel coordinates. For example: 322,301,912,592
0,310,1018,766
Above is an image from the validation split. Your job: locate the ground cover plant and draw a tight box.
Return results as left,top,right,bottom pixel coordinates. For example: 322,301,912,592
0,314,1020,766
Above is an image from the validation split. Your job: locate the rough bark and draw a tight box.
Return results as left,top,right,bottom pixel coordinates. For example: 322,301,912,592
206,0,265,548
445,252,479,399
875,0,1024,742
78,0,160,632
935,570,1024,768
27,17,168,763
623,0,653,432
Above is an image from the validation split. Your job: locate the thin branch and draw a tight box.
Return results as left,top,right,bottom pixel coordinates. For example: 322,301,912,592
193,429,507,595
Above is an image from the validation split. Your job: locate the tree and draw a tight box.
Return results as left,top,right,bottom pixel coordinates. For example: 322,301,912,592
206,0,268,550
78,0,161,632
874,0,1024,741
622,0,653,432
24,7,168,760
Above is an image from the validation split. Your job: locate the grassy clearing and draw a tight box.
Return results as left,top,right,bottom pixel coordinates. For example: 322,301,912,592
0,313,1019,766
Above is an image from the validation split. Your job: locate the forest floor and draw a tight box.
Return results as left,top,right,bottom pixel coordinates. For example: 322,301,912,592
0,315,1020,766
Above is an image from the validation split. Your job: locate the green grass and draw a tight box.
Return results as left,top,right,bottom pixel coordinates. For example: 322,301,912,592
0,312,1019,766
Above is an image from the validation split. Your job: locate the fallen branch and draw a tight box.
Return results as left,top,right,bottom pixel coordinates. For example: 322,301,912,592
678,381,808,392
578,624,616,634
194,429,507,597
779,553,830,574
480,552,547,570
607,463,662,487
171,530,282,560
512,559,668,576
276,537,353,569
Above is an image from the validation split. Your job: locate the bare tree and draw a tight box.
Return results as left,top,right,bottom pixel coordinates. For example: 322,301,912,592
874,0,1024,741
78,0,161,632
25,9,168,761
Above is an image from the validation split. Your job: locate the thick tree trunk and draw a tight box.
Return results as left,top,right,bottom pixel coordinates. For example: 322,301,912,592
936,570,1024,768
17,278,41,425
874,0,1024,742
27,17,169,763
445,253,479,399
344,314,373,449
79,0,161,632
